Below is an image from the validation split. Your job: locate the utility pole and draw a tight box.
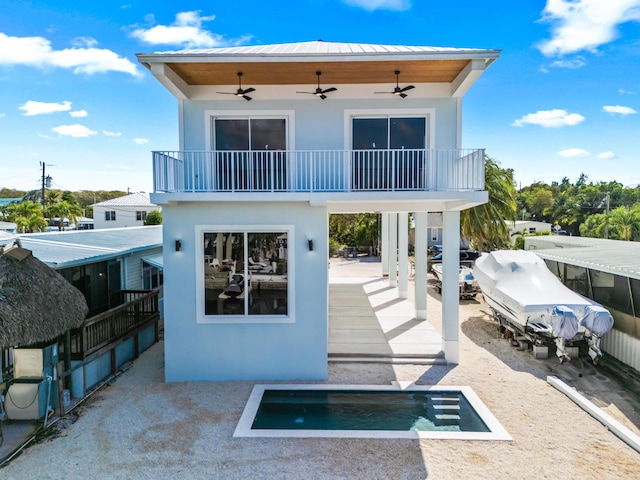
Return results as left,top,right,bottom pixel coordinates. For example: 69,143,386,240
40,161,53,210
604,191,610,239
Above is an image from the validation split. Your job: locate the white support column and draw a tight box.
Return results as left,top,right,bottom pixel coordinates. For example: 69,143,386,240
381,213,389,277
414,212,428,320
398,212,409,298
442,210,461,364
388,213,398,287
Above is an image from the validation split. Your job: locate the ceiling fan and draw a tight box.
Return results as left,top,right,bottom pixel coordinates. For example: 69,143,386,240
216,72,255,101
296,71,337,100
374,70,415,98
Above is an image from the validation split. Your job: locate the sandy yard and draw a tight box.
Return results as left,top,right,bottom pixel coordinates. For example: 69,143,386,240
2,258,639,479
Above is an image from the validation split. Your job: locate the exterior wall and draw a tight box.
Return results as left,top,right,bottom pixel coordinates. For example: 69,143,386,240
93,206,159,230
125,246,162,290
162,200,328,381
181,97,459,151
508,221,552,244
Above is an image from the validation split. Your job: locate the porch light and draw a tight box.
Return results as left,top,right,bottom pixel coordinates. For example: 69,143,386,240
308,239,313,251
175,240,182,252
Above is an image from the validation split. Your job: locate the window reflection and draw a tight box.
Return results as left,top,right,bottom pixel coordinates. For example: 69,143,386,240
203,231,288,316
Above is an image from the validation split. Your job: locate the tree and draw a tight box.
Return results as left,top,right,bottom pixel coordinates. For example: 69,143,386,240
144,210,163,225
460,157,517,251
6,200,47,233
47,200,82,230
608,206,640,241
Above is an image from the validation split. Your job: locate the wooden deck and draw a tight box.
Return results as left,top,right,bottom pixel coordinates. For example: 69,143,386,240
329,273,444,364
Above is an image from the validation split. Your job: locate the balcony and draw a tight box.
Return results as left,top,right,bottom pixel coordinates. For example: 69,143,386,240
152,149,485,194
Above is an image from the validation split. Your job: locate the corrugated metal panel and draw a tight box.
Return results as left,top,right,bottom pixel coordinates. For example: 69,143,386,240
141,253,163,269
526,236,640,280
158,41,492,57
92,192,156,207
19,226,162,268
602,329,640,371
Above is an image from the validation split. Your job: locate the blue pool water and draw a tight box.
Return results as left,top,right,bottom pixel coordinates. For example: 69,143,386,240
251,389,490,432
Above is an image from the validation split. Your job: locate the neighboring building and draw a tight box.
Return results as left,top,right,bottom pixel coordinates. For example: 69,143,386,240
525,235,640,372
137,40,499,381
91,192,159,229
17,226,164,396
508,220,553,244
0,198,22,208
0,221,17,233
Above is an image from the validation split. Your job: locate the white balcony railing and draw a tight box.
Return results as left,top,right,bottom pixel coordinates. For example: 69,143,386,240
152,149,485,194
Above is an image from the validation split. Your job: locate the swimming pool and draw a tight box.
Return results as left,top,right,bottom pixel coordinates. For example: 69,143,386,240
234,384,511,440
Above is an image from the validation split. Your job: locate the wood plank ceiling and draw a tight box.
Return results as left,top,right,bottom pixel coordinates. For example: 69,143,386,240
167,60,470,85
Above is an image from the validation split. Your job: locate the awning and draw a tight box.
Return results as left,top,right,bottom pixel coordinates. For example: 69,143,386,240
142,253,164,270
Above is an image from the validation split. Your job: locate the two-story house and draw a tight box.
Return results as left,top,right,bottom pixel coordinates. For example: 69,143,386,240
137,41,499,381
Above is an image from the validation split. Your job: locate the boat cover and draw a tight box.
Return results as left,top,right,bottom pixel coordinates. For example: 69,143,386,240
550,305,579,340
473,250,614,340
580,305,615,337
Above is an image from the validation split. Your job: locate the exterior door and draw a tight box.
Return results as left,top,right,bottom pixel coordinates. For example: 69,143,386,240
214,118,287,191
352,117,426,190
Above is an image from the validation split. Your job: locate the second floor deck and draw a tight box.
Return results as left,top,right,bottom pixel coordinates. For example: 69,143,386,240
152,149,485,195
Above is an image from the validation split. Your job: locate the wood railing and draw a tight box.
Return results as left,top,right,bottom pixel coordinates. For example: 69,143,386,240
70,289,160,360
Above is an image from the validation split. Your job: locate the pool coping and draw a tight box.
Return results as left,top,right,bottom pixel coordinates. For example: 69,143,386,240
233,383,512,440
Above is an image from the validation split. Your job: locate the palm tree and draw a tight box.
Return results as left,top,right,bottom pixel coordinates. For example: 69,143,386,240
47,200,83,230
608,206,640,241
460,156,517,251
7,200,47,233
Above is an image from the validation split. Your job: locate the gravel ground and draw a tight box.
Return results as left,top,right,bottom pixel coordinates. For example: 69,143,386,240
2,259,640,479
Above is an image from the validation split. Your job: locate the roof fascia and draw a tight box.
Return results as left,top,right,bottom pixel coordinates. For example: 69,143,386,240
450,59,489,97
149,63,191,100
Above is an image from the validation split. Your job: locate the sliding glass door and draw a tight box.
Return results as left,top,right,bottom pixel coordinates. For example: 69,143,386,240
352,116,426,190
214,118,287,191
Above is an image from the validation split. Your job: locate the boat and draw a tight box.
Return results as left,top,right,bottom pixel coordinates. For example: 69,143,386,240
431,263,480,299
219,274,252,299
473,250,614,363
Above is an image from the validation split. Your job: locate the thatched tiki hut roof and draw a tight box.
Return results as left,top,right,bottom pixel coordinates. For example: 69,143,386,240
0,245,88,347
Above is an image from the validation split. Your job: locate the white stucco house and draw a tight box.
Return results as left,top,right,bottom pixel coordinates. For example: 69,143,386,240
137,40,499,382
92,192,160,229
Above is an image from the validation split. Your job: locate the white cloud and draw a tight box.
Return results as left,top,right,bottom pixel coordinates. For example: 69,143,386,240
0,32,140,76
130,11,232,48
52,124,97,138
548,56,586,69
598,151,616,159
512,109,585,127
342,0,412,11
69,110,88,118
103,130,122,137
134,137,149,145
537,0,640,56
618,88,635,95
71,36,98,48
0,113,6,118
602,104,637,115
19,100,71,116
557,148,590,157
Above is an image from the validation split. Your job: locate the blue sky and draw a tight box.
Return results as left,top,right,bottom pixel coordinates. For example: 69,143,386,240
1,0,640,193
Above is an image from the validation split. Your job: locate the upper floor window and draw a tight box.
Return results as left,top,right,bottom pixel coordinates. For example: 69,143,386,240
105,211,116,221
137,211,147,221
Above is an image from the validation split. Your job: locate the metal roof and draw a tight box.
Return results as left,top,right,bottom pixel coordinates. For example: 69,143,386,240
18,226,162,268
153,41,497,57
525,236,640,280
141,253,163,269
92,192,156,207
